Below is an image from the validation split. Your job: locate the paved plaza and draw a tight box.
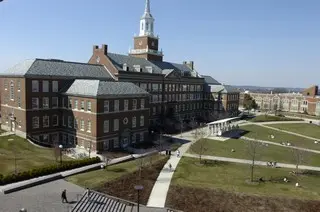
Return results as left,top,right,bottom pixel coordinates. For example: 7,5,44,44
0,179,84,212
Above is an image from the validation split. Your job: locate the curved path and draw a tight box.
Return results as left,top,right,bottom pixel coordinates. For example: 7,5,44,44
184,153,320,171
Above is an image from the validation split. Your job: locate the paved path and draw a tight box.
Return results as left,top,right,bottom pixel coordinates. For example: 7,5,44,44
256,123,320,142
241,136,320,154
239,120,306,126
184,153,320,171
147,129,199,208
0,131,14,137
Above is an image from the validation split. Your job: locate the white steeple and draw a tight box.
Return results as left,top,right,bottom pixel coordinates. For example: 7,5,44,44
139,0,155,36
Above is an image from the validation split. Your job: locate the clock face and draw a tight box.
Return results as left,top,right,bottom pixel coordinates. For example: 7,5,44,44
151,41,155,47
96,56,100,63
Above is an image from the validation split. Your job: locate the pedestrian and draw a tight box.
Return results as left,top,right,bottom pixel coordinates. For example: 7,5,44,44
61,189,68,203
176,150,180,157
87,188,91,201
169,163,172,171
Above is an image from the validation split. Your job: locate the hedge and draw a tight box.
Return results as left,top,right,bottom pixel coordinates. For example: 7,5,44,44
0,156,101,185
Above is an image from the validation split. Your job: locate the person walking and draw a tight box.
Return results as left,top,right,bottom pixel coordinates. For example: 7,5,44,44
61,189,68,203
176,150,180,157
87,188,91,202
169,163,172,171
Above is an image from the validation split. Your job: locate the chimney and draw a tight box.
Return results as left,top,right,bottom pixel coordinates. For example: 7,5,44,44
101,44,108,55
188,61,194,70
93,45,99,53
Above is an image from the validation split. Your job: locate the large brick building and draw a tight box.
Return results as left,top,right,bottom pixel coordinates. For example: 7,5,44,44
0,0,240,151
240,85,320,116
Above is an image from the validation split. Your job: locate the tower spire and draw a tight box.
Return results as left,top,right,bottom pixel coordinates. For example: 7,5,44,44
144,0,150,14
139,0,154,36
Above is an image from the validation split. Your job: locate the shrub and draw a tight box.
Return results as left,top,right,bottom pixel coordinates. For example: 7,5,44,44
0,156,101,185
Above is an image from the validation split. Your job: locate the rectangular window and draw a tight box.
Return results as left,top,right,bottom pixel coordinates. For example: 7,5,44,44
124,100,128,111
62,116,66,126
32,117,39,129
152,107,156,115
52,97,58,108
52,115,58,126
52,81,58,92
104,100,109,112
140,115,144,127
10,81,14,100
74,99,78,110
32,98,39,109
69,98,72,108
104,120,109,133
81,100,85,110
113,138,120,148
62,98,65,108
80,120,85,131
68,116,73,128
87,120,91,132
32,80,39,92
43,97,49,109
4,79,8,90
42,81,49,92
114,100,119,112
43,115,49,127
113,119,119,131
87,101,92,112
17,96,21,108
132,99,137,110
132,116,136,128
140,132,144,142
74,118,78,129
140,99,145,109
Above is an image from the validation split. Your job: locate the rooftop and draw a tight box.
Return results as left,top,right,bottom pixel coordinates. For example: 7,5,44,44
0,59,114,79
202,75,221,85
65,80,150,97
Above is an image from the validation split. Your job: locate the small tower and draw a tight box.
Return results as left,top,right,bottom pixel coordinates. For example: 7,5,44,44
129,0,163,61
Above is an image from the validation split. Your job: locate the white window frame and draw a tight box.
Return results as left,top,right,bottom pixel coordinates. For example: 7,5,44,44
140,99,145,109
87,101,92,112
104,120,109,133
52,81,58,92
32,98,39,109
80,119,85,131
10,81,14,100
68,116,73,128
114,100,119,112
81,100,85,110
52,115,59,126
132,99,137,110
32,80,39,92
32,117,39,129
43,115,49,128
74,118,78,129
104,100,109,113
74,99,78,110
132,116,136,128
42,81,49,92
140,115,144,127
43,97,49,109
87,120,91,133
124,100,128,111
113,119,119,131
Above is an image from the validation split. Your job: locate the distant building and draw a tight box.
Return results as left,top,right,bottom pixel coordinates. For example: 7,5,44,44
240,85,320,116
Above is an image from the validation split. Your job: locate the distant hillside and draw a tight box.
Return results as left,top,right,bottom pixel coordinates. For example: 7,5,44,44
232,85,305,93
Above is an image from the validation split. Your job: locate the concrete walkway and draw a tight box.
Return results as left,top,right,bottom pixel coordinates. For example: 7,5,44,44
146,129,199,208
239,120,306,126
241,136,320,154
256,123,320,142
184,153,320,171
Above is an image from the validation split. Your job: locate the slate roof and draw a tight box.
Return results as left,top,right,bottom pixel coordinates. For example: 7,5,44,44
210,84,239,94
202,75,221,85
107,52,194,76
0,59,114,79
65,80,149,97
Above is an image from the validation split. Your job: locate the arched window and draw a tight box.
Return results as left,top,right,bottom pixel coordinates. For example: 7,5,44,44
141,22,144,30
10,81,14,100
151,23,153,31
146,22,149,30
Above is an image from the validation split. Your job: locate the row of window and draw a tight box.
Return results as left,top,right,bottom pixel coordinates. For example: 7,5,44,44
137,83,203,93
227,94,239,101
4,79,21,92
150,93,203,103
32,80,59,92
31,115,145,132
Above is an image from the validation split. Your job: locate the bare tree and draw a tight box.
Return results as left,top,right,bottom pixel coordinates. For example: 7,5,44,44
247,139,261,182
53,144,60,162
192,128,207,164
136,157,145,180
291,149,308,175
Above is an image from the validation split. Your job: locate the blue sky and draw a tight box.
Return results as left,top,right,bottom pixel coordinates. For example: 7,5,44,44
1,0,319,88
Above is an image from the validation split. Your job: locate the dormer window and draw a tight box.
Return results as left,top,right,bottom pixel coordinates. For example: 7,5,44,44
146,66,153,73
133,65,141,72
123,63,128,71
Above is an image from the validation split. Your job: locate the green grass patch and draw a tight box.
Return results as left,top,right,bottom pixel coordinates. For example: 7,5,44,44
241,124,320,150
250,115,302,122
266,123,320,140
172,157,320,200
188,138,320,166
0,135,72,175
67,154,166,189
280,112,320,120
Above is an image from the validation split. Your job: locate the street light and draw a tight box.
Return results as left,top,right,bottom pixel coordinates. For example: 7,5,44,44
8,138,17,175
59,144,63,165
134,185,144,212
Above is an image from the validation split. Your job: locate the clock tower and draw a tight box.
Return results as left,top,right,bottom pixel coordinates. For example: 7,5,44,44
129,0,163,61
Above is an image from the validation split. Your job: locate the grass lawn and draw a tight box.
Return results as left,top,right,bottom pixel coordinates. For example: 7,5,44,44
67,154,165,189
0,135,72,175
249,115,302,122
240,124,320,150
172,157,320,200
188,138,320,166
280,112,320,120
266,123,320,140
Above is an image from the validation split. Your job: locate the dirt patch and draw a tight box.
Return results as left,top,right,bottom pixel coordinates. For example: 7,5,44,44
166,185,320,212
96,156,169,205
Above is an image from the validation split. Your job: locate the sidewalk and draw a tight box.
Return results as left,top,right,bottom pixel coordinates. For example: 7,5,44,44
0,150,157,194
147,129,199,208
184,153,320,171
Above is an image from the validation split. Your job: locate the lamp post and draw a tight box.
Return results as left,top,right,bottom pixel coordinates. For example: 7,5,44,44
8,138,17,175
134,185,144,212
59,144,63,165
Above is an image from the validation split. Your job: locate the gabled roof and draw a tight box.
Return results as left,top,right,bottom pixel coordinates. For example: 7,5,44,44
202,75,221,85
0,59,114,79
107,52,195,77
210,84,239,94
65,80,149,97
